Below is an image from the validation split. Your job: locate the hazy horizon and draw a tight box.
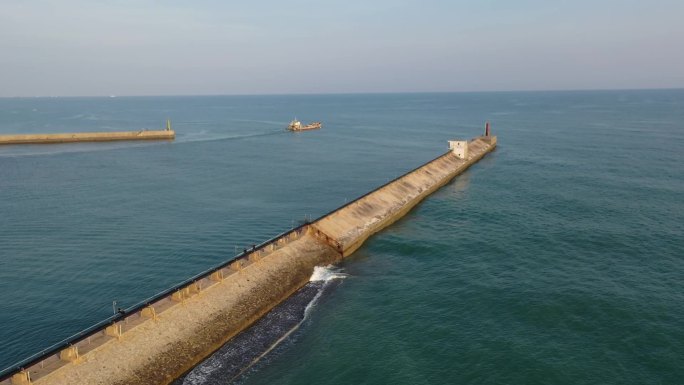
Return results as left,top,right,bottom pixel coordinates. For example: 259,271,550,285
2,0,683,97
2,87,684,99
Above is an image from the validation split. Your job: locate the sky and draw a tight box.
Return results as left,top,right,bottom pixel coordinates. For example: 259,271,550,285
0,0,683,96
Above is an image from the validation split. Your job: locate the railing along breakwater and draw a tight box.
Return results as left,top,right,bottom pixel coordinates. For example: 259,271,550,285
1,133,496,385
0,223,317,385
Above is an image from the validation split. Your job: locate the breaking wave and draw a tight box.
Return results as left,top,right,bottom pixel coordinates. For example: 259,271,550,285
176,266,346,385
310,265,348,282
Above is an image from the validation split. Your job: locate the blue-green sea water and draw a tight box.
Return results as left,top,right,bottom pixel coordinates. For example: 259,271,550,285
0,90,682,384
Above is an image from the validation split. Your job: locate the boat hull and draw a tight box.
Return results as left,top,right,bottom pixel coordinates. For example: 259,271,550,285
288,122,321,132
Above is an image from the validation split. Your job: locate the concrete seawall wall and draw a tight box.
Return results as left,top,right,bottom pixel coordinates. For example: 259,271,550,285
312,136,495,256
1,135,496,385
0,130,175,145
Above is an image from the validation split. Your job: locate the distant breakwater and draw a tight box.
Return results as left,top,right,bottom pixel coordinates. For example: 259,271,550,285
0,130,175,145
0,134,496,385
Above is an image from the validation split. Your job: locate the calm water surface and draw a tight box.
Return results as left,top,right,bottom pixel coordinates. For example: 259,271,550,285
0,91,682,384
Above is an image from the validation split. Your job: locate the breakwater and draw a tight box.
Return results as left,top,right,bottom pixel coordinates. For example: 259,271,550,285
0,133,496,385
0,130,174,145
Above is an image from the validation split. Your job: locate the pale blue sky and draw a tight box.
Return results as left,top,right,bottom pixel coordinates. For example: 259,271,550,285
1,0,682,96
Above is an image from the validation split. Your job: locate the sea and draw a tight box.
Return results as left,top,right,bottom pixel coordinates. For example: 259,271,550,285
0,90,682,384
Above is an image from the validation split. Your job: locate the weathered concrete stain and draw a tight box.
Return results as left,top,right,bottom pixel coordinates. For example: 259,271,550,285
312,137,495,256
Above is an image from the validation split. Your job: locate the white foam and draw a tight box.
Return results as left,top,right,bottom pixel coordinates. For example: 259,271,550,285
183,266,347,384
247,267,347,369
309,265,348,282
183,356,222,385
211,267,347,382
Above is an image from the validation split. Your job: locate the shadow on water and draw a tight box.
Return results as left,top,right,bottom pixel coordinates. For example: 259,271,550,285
173,267,346,385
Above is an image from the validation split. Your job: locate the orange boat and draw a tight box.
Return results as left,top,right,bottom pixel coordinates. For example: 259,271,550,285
287,119,322,131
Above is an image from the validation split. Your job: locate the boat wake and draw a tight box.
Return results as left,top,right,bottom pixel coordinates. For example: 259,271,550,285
176,129,286,144
176,266,347,385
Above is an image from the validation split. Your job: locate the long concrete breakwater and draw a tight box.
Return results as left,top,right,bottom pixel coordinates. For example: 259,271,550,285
0,130,175,145
1,132,496,385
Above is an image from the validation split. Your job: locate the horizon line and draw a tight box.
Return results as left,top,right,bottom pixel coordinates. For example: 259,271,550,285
1,86,683,99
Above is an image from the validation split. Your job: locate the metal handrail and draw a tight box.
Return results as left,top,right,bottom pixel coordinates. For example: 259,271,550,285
0,223,309,381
